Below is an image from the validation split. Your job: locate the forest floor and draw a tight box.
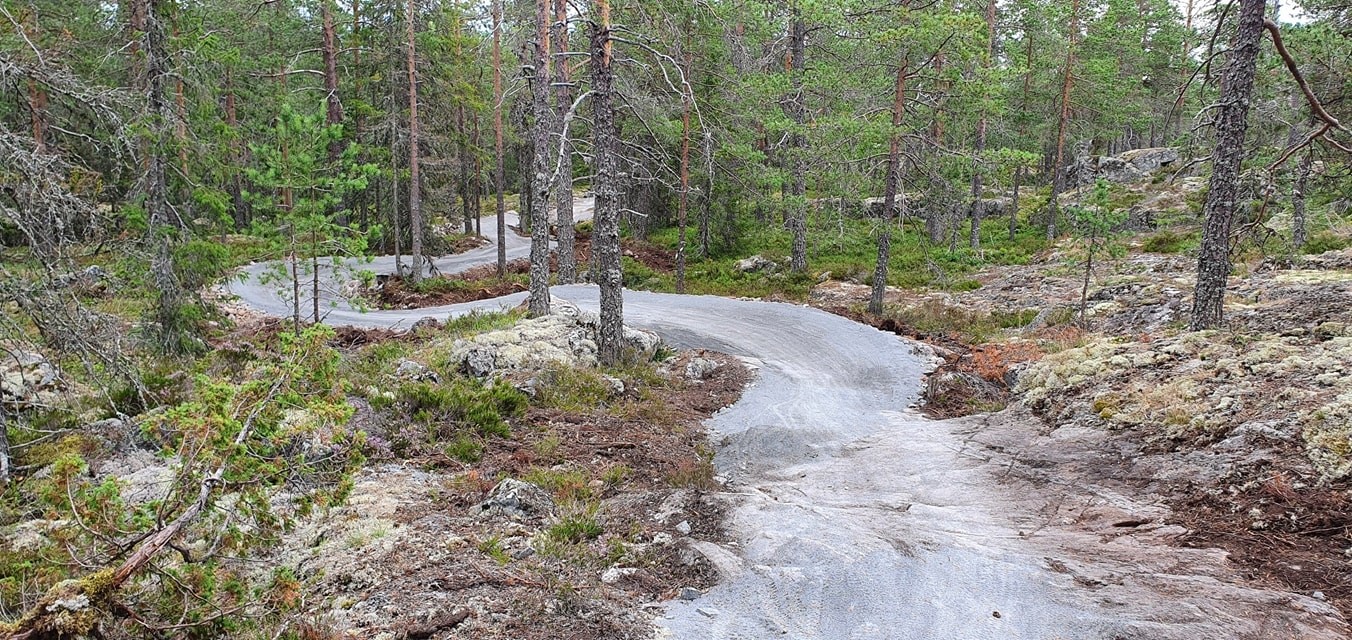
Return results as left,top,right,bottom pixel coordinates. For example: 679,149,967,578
371,236,676,310
251,330,751,640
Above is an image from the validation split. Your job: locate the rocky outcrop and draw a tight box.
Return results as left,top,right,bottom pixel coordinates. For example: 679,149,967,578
471,478,556,519
1,347,60,409
733,255,779,274
447,302,662,377
1070,147,1180,186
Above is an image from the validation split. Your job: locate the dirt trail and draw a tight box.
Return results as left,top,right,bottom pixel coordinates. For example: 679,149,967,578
226,200,1351,639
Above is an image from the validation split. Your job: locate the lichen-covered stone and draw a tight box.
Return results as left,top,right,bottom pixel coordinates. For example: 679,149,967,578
1305,392,1352,481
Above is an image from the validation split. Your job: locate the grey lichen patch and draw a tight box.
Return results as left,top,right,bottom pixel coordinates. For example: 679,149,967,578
1018,328,1352,472
1305,392,1352,481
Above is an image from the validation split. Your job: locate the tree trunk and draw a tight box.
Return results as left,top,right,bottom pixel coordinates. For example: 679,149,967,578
553,0,578,284
459,105,473,234
1173,0,1195,140
172,22,189,191
591,0,624,365
472,106,483,236
527,0,554,317
493,0,507,277
1010,165,1021,240
140,0,187,354
311,227,321,323
786,10,808,274
1191,0,1267,330
224,69,247,228
870,60,907,316
1079,221,1097,326
970,0,995,251
321,0,343,162
1047,0,1081,241
676,45,692,294
1292,146,1311,249
27,79,47,153
405,0,424,282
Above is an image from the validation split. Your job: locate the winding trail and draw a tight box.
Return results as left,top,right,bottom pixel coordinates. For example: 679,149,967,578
227,199,1350,639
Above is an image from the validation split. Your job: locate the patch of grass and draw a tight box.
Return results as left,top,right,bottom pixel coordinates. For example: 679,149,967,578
397,378,526,437
601,464,631,487
641,208,1048,300
533,365,613,412
1302,232,1350,255
348,340,410,382
1141,229,1197,254
888,300,1003,344
667,446,719,490
533,433,563,464
443,434,483,463
522,467,594,502
991,308,1040,329
477,535,511,565
440,309,526,339
946,278,982,292
547,513,604,543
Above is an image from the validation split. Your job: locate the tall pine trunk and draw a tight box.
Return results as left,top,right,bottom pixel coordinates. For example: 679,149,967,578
493,0,507,277
1292,147,1311,249
1191,0,1266,329
591,0,624,365
527,0,553,316
676,44,692,294
140,0,188,353
786,10,808,274
553,0,578,284
970,0,995,251
321,0,342,159
405,0,424,282
1047,0,1081,241
869,60,907,316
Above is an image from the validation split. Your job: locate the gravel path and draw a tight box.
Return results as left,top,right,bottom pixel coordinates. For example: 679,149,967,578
226,199,1351,639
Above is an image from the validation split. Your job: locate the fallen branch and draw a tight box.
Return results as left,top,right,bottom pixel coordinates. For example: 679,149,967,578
0,379,284,640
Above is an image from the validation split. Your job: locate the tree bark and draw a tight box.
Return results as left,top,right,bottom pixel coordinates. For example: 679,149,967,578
527,0,553,316
1292,146,1311,249
591,0,624,365
27,79,47,153
870,60,907,316
139,0,187,354
1191,0,1267,330
405,0,424,282
1010,165,1021,241
553,0,578,284
472,106,483,236
493,0,507,277
223,69,248,228
676,44,692,294
321,0,343,162
459,105,473,234
786,9,808,274
970,0,995,251
1172,0,1195,140
1047,0,1081,241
